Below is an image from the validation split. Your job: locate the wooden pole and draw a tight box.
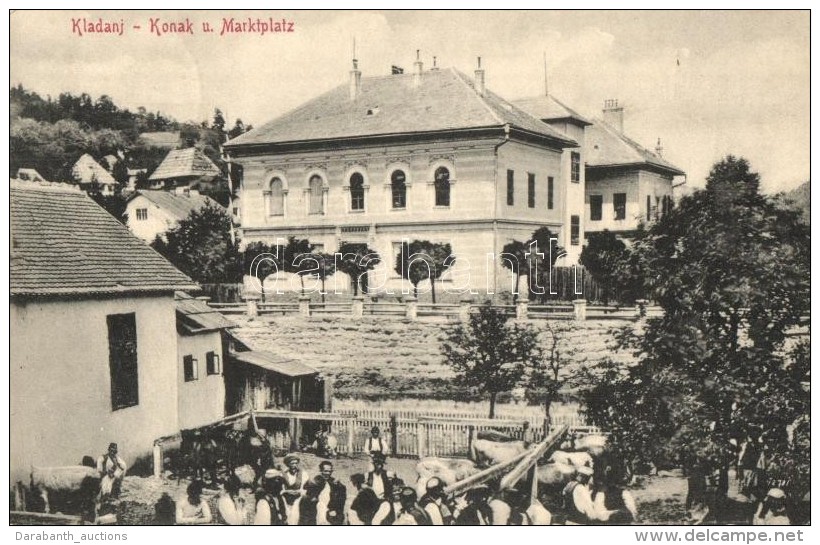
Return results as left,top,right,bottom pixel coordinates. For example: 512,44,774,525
499,425,567,490
390,415,398,456
347,419,354,454
152,443,163,478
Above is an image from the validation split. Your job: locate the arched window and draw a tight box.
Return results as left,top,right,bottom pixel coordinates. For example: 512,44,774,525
269,177,284,216
434,166,450,207
309,175,324,214
391,170,407,209
350,173,365,211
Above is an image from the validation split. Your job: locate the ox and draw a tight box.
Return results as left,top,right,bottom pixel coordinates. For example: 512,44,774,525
547,450,594,468
469,439,528,468
415,457,479,497
29,465,101,518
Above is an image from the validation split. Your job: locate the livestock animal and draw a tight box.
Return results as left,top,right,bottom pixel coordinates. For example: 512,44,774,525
30,466,101,517
415,457,479,496
547,450,594,468
469,439,528,467
535,462,577,490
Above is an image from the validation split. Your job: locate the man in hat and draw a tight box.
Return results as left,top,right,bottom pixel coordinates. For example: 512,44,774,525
372,477,405,525
366,452,393,501
455,486,493,525
254,472,287,525
419,477,454,525
394,487,432,525
96,442,127,501
753,488,792,525
349,473,380,525
562,465,598,525
282,453,309,507
289,476,324,525
366,426,389,458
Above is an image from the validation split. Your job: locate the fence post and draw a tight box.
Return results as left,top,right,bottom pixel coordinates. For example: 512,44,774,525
459,297,473,323
298,295,311,318
347,419,354,455
416,420,426,458
516,299,529,321
467,425,475,457
572,299,587,321
153,441,163,478
351,296,364,320
245,293,260,318
635,299,648,319
390,414,398,456
404,296,418,321
521,420,530,441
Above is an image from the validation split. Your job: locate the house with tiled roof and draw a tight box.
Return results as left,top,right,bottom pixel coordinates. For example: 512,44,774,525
71,153,119,196
148,147,222,189
125,187,223,243
225,57,583,296
9,180,230,481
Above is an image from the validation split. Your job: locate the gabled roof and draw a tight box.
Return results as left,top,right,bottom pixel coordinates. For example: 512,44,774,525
231,350,318,377
586,119,685,176
176,292,235,334
225,67,577,149
71,153,118,185
511,94,592,126
16,168,47,182
149,148,221,181
130,190,223,222
10,180,198,297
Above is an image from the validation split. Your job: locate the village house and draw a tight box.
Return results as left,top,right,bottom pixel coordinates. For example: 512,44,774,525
148,146,222,189
15,168,48,182
71,153,119,196
125,187,223,243
10,180,199,481
224,57,583,296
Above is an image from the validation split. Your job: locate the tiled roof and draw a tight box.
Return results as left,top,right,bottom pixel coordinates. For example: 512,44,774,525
176,292,235,333
231,350,318,377
149,148,221,181
132,190,223,222
586,119,685,175
71,153,118,185
225,67,577,148
10,180,198,297
512,95,592,126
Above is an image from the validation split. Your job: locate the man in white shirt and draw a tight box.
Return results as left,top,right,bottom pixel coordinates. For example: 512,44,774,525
562,466,598,524
96,443,127,501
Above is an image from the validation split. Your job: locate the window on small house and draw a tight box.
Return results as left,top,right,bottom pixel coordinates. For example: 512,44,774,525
570,215,580,246
571,152,581,183
528,173,536,208
136,208,148,221
590,195,603,221
434,167,451,207
107,313,139,410
206,351,220,375
269,177,284,216
548,177,554,210
614,193,627,220
350,173,365,211
391,170,407,209
308,175,324,214
183,355,198,382
506,170,515,206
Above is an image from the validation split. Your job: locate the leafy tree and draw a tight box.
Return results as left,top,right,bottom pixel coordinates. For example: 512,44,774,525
151,201,242,284
337,243,381,296
394,240,455,303
228,119,247,140
526,226,564,303
441,304,540,418
584,157,810,513
579,230,630,305
243,241,283,302
212,108,226,141
308,253,337,303
282,237,316,294
500,239,528,302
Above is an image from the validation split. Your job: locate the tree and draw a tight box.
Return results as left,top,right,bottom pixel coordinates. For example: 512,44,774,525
394,240,455,303
337,243,381,296
228,119,247,140
309,253,337,303
500,240,528,302
282,237,315,294
151,201,242,284
579,230,630,305
243,241,282,302
584,157,810,513
441,304,540,418
527,227,564,302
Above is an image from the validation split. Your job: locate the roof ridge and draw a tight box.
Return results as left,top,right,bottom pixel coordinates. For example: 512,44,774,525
450,68,505,125
10,179,82,193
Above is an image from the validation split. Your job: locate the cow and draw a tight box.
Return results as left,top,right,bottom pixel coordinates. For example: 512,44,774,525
469,439,528,468
547,450,594,468
535,462,577,490
29,465,101,518
415,457,479,496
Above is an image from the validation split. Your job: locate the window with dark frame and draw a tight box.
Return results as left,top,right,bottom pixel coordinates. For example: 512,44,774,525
434,167,451,207
548,177,554,209
590,195,603,221
570,215,580,246
614,193,627,220
136,208,148,220
350,172,365,211
527,173,535,208
206,351,220,375
507,169,514,206
571,152,581,183
183,355,198,382
107,313,139,410
391,170,407,209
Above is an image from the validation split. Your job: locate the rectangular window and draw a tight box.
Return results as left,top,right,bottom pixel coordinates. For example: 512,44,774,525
107,313,139,410
571,152,581,183
547,177,554,210
183,355,198,382
136,208,148,221
506,170,514,206
570,215,580,246
527,173,535,208
647,195,652,221
614,193,627,220
206,351,220,375
590,195,603,221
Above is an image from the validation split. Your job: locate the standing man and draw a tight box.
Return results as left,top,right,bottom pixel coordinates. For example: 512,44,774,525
97,443,127,501
281,453,309,507
366,452,393,502
418,477,454,525
394,487,432,525
348,473,380,525
562,466,599,525
316,460,346,525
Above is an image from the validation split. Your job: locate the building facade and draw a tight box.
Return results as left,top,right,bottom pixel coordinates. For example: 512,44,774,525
125,188,222,243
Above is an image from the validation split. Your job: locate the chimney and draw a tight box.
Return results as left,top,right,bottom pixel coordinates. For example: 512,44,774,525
349,58,362,100
413,49,423,88
655,138,664,157
431,56,439,71
602,99,624,132
474,56,485,96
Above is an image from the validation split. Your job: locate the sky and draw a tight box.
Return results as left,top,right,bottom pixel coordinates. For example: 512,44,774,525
9,9,810,193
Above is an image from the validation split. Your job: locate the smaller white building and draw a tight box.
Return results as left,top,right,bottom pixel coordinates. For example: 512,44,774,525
71,153,119,196
126,187,223,243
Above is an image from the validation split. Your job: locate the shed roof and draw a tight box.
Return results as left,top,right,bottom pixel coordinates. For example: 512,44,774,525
149,148,221,181
176,292,235,333
231,350,318,377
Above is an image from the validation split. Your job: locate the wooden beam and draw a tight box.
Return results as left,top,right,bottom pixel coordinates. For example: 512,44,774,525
498,425,567,490
443,446,532,496
417,416,527,427
10,511,84,525
252,409,355,421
